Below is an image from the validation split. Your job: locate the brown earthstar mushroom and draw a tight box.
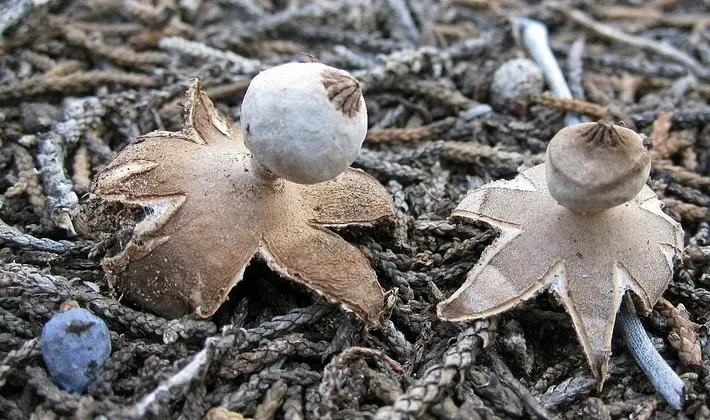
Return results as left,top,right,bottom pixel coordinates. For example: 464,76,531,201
92,72,394,326
438,121,683,389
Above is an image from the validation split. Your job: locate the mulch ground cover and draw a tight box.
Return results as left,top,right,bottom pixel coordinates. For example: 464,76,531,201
0,0,709,418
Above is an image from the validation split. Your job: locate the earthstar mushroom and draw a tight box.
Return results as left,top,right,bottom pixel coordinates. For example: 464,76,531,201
92,63,395,326
438,121,684,399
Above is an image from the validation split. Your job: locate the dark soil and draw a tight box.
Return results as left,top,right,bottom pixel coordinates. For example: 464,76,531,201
1,0,709,419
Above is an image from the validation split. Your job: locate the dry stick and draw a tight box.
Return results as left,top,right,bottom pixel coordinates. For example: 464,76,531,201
218,335,328,379
355,149,427,182
662,198,710,222
585,74,710,97
596,6,710,28
255,379,289,419
0,222,81,253
550,4,709,79
384,0,419,43
392,79,477,109
158,36,261,73
441,142,545,166
20,50,56,71
72,145,92,194
218,362,285,411
618,296,685,409
45,60,87,77
219,366,319,412
62,27,169,68
162,316,218,345
634,107,710,128
379,320,413,360
373,319,496,419
532,93,606,120
0,263,183,338
203,80,251,101
653,162,710,193
36,97,104,233
70,21,143,36
319,347,406,417
539,373,597,409
649,111,675,161
366,117,457,143
655,298,702,367
132,329,246,417
447,0,492,8
0,71,156,101
241,304,335,346
486,351,558,420
0,338,40,388
37,132,78,234
119,0,172,26
293,25,400,54
515,17,581,126
532,356,584,395
567,37,587,101
6,144,46,219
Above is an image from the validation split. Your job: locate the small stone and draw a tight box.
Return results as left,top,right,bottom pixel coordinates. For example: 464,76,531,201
489,58,544,114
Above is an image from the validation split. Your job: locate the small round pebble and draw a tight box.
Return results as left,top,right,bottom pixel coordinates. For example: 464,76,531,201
489,58,544,113
40,307,111,393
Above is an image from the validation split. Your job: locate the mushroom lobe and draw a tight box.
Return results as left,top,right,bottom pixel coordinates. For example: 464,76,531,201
546,121,651,213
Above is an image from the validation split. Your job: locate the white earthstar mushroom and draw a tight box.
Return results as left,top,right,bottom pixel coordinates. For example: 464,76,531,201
92,70,394,326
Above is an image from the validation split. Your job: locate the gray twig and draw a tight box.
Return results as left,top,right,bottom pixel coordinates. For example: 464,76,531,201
158,36,262,74
0,223,84,253
619,296,685,409
567,37,586,102
515,17,580,126
384,0,419,43
37,132,78,234
132,328,247,417
374,319,497,419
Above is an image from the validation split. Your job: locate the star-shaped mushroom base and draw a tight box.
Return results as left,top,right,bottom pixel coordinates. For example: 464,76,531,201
93,81,395,326
438,164,683,383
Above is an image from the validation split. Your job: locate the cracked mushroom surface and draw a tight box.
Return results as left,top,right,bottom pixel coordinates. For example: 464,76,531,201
437,123,683,383
92,79,395,326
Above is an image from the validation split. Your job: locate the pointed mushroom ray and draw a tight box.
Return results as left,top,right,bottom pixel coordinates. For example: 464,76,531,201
297,168,395,227
437,229,552,321
260,221,385,327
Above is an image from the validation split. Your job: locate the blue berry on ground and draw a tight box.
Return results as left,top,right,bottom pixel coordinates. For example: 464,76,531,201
40,307,111,393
